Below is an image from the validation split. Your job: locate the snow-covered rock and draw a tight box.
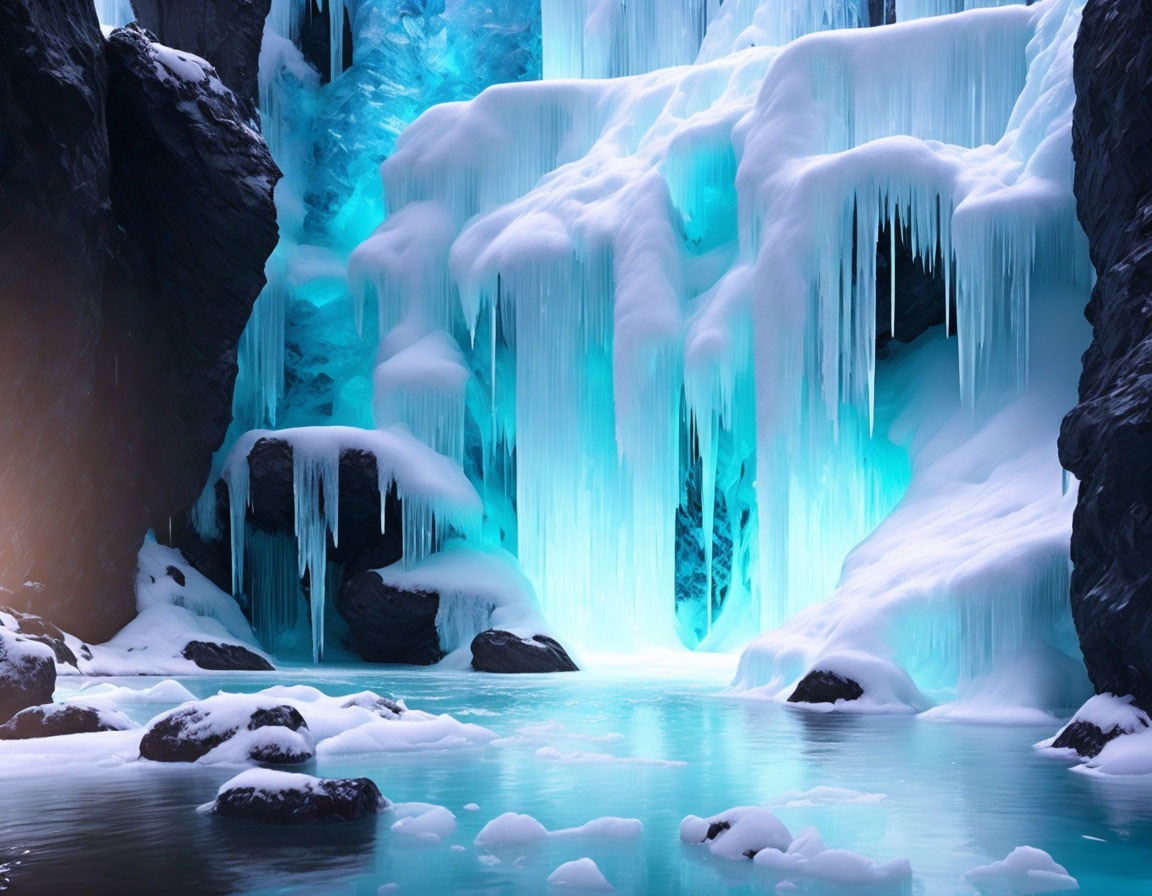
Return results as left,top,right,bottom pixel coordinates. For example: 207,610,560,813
0,702,135,740
547,858,614,891
0,629,55,723
205,768,388,824
470,630,578,674
681,807,910,885
138,695,314,764
1042,694,1151,758
964,846,1078,894
0,605,79,669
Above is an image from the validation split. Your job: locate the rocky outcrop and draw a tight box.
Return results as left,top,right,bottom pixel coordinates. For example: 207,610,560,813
130,0,271,120
0,2,278,640
787,670,864,705
0,606,79,668
181,640,275,671
0,703,135,740
0,630,56,724
337,572,443,665
1058,0,1152,709
139,698,312,764
209,770,388,825
470,630,579,674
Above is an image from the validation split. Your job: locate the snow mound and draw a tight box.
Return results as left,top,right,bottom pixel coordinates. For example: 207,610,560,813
964,846,1078,894
681,807,910,885
547,857,614,891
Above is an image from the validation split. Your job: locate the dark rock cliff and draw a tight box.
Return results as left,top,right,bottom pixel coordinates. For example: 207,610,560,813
0,1,278,639
131,0,271,120
1059,0,1152,709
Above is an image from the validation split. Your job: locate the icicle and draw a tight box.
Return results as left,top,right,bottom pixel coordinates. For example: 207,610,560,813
292,441,340,663
224,454,251,599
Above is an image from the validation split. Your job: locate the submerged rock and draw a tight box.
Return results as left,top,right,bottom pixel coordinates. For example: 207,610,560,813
470,630,579,674
208,769,388,825
181,640,274,671
1058,0,1152,709
337,571,444,665
787,670,864,705
0,630,56,724
139,697,313,764
0,703,135,740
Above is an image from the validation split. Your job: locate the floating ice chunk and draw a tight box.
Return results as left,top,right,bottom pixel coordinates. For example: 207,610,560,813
680,807,793,860
475,812,642,847
547,857,614,891
463,803,480,811
964,846,1079,894
683,809,911,885
391,804,457,841
475,812,551,846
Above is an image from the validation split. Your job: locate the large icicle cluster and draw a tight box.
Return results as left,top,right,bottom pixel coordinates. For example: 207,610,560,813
218,426,482,661
355,0,1091,707
182,0,542,661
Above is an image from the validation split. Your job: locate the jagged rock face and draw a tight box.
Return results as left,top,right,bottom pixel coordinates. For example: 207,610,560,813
1058,0,1152,710
130,0,271,120
0,2,278,640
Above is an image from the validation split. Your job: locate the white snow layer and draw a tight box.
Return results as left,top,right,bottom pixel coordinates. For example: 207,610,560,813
965,846,1079,894
355,0,1094,708
680,806,911,885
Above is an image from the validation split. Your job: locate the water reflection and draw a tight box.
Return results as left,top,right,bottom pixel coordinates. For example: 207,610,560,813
0,667,1149,895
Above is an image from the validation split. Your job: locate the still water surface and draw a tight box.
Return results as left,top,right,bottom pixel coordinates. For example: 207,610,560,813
0,663,1149,895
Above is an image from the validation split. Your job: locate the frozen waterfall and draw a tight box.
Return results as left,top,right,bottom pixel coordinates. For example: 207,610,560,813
188,0,1091,715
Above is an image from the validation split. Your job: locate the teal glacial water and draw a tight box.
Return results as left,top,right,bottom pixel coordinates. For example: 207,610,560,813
1,662,1150,895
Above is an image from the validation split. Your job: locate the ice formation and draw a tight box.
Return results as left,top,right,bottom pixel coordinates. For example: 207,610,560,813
350,0,1089,700
964,846,1079,894
474,812,643,847
216,426,482,662
165,0,1094,717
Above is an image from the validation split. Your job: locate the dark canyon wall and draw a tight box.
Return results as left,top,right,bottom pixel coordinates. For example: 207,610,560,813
0,0,278,639
1060,0,1152,708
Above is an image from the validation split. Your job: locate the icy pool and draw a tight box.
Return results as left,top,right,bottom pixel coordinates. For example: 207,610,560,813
1,660,1150,895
